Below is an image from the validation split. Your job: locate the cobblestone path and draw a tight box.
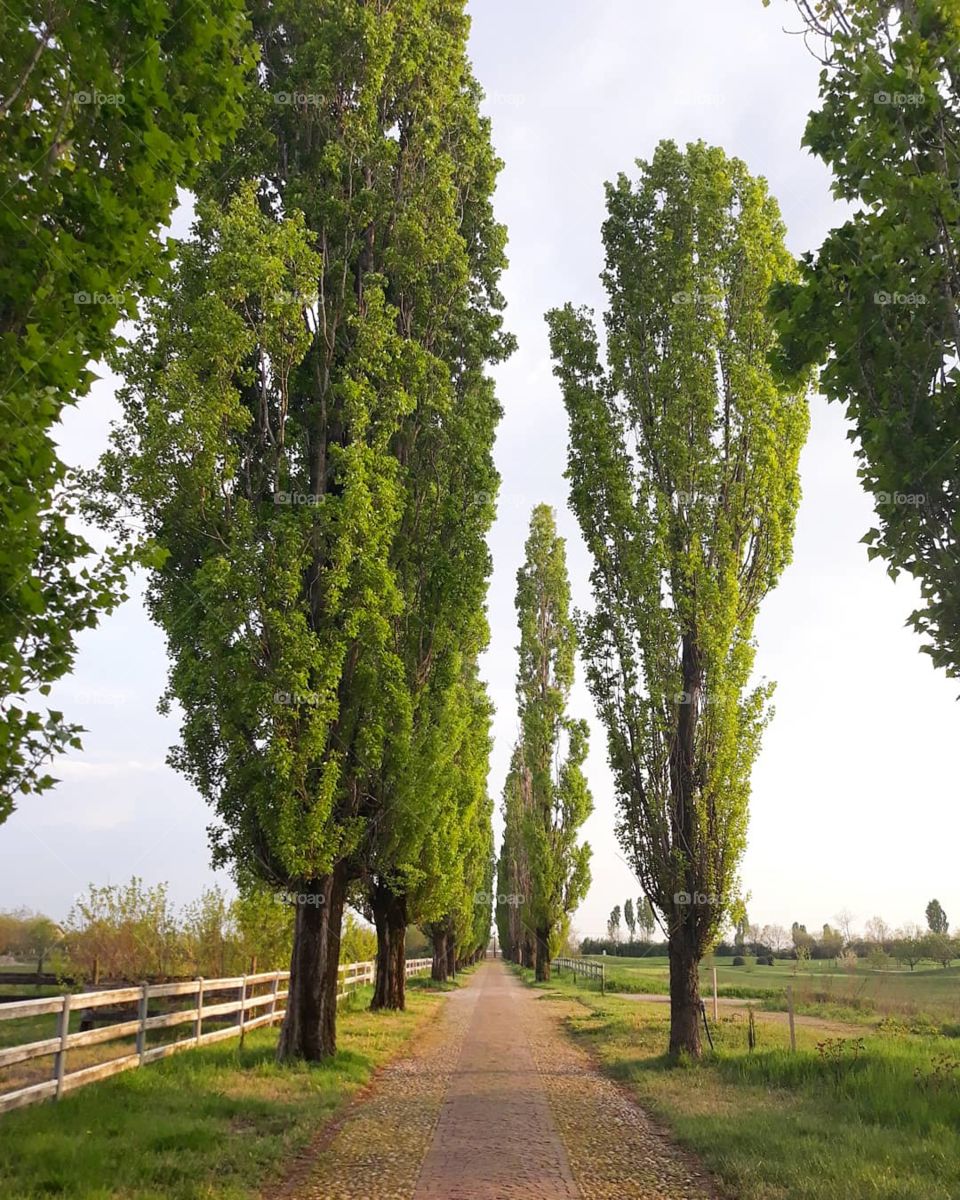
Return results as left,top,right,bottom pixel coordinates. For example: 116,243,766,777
290,960,717,1200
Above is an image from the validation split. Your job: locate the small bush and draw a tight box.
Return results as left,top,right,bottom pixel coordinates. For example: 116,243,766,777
733,955,746,966
757,955,775,966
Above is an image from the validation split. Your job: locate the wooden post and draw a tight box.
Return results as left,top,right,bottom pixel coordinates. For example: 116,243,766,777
787,985,796,1052
195,978,204,1044
136,982,149,1065
269,972,280,1022
238,975,247,1045
54,993,72,1099
600,962,605,996
712,966,719,1022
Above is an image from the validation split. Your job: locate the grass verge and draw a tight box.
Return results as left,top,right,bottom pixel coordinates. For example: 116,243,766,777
0,983,446,1200
518,965,960,1200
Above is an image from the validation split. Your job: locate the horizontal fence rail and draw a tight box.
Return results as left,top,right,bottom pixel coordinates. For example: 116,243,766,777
554,956,605,993
0,957,432,1115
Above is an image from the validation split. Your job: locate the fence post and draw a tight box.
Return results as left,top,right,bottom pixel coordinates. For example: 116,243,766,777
54,993,72,1099
136,982,149,1065
713,966,719,1022
787,985,796,1052
269,972,280,1022
195,977,204,1044
600,962,605,996
238,975,247,1045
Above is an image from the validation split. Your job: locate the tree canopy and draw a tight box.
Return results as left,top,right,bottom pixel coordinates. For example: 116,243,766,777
0,0,253,815
771,0,960,677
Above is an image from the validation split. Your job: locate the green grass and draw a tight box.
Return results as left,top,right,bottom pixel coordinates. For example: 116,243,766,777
584,953,960,1026
0,984,446,1200
521,967,960,1200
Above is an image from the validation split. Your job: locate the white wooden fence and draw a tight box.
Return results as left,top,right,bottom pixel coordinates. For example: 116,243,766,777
0,957,432,1115
554,956,605,993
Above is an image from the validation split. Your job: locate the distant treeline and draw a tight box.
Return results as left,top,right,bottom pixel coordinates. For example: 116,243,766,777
0,877,383,984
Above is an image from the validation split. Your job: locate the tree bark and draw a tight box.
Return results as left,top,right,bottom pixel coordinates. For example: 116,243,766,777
521,936,534,969
666,631,704,1058
431,928,448,982
276,862,348,1062
534,925,551,981
668,925,702,1058
370,879,407,1011
445,937,456,979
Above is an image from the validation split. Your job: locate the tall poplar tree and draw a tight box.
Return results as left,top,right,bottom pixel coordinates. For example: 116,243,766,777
496,747,534,967
0,0,251,812
547,141,810,1055
512,505,592,981
105,0,508,1060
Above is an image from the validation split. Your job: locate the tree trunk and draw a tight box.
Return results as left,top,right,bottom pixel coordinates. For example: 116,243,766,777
431,928,448,982
666,631,704,1058
521,936,534,969
276,863,348,1062
668,926,702,1058
535,925,551,981
445,937,456,979
370,879,407,1011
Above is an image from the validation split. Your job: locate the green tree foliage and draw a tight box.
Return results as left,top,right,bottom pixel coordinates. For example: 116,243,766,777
926,898,949,934
637,896,657,939
607,906,622,943
509,505,592,981
547,140,810,1056
496,747,534,967
66,878,180,981
103,0,507,1060
424,669,497,981
343,0,510,1007
770,0,960,676
623,897,636,942
0,0,253,814
17,915,63,974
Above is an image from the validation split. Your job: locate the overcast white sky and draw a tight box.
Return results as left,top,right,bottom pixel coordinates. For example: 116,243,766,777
3,0,957,942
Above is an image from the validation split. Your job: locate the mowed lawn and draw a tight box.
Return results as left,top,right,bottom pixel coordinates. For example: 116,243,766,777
0,980,446,1200
523,968,960,1200
583,953,960,1026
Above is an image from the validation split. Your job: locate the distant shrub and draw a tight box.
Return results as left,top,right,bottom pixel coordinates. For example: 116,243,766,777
758,955,775,966
733,955,746,966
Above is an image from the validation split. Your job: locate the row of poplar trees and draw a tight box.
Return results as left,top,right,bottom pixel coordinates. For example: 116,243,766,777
495,506,593,981
0,0,509,1062
7,0,960,1065
105,1,509,1059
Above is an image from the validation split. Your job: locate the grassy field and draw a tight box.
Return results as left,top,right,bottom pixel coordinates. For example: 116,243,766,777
0,978,448,1200
521,966,960,1200
583,953,960,1028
